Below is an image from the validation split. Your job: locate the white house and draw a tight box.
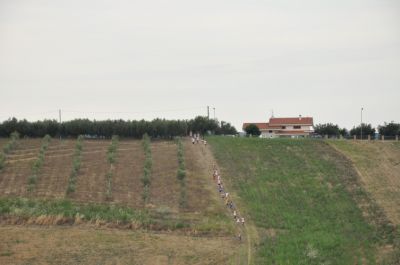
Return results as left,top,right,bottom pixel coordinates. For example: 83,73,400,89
243,116,314,138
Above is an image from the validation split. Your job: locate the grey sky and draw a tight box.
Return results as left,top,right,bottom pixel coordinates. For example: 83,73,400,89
1,0,399,131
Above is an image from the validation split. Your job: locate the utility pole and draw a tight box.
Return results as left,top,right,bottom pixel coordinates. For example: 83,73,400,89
207,106,210,119
213,107,215,120
360,107,363,140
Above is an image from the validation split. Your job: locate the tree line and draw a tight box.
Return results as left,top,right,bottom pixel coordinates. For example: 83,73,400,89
244,122,399,138
314,122,400,138
0,116,237,138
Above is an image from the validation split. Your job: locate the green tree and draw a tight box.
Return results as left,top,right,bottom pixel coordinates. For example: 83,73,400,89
378,122,400,136
339,128,349,137
314,123,340,138
244,124,261,136
350,124,375,138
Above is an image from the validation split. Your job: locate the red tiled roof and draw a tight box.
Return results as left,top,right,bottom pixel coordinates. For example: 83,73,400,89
269,117,313,125
242,123,269,130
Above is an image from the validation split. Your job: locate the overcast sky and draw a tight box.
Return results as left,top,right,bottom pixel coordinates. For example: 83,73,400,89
0,0,399,131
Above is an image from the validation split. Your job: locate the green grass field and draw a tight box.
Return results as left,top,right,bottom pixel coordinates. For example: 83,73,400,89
208,137,397,264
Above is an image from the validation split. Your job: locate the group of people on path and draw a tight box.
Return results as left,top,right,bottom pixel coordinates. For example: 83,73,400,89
191,134,245,242
213,168,245,232
191,133,207,146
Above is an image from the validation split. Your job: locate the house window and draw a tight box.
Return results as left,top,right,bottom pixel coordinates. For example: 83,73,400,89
281,126,286,129
269,130,273,133
294,126,301,129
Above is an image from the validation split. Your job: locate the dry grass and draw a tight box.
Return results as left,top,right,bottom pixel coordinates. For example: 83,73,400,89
0,225,239,265
329,140,400,225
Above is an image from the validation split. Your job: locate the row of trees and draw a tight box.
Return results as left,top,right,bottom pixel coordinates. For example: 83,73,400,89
314,122,400,138
0,117,237,138
244,122,399,138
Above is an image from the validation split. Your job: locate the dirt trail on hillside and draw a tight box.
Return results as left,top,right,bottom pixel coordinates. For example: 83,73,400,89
329,141,400,225
189,140,257,265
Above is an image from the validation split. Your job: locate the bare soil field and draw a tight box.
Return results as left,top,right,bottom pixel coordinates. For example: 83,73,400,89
0,137,243,264
112,140,145,208
0,137,225,214
329,140,400,225
0,226,237,265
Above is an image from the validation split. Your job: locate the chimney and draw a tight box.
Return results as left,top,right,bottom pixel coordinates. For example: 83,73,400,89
299,115,302,120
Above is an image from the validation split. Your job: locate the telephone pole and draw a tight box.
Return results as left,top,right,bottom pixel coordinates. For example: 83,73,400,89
207,106,210,119
213,107,215,120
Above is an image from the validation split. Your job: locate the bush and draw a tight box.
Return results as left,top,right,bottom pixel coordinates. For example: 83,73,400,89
244,124,261,136
177,169,186,181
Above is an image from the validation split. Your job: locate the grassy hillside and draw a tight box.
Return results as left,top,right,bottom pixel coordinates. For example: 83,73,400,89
328,140,400,225
208,137,398,264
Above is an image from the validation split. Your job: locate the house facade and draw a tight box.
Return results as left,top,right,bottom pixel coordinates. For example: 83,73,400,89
243,116,314,138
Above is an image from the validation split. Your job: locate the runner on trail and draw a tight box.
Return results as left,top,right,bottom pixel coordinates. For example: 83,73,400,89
236,218,240,224
241,217,245,225
233,210,237,219
192,137,195,144
213,170,218,180
238,233,242,242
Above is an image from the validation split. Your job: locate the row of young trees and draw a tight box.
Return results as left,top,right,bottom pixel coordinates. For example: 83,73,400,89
176,138,187,208
106,135,119,200
28,135,51,191
0,132,19,170
314,122,400,138
66,135,84,194
0,117,237,138
141,134,152,204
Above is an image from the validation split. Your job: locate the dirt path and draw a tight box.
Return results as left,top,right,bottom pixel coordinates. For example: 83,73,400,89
189,139,257,265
